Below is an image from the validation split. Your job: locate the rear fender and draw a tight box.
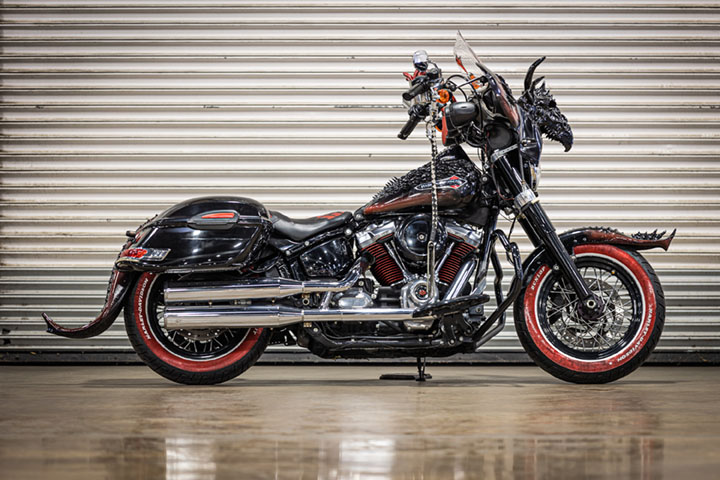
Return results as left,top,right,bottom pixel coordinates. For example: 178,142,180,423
521,227,675,286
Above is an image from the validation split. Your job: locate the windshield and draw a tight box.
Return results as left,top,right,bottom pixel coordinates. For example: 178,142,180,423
453,32,520,127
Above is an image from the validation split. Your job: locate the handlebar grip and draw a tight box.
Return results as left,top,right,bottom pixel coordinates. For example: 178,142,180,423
397,113,422,140
402,79,429,101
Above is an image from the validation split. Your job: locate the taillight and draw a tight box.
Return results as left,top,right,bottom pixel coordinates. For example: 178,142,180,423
119,248,169,262
121,248,147,258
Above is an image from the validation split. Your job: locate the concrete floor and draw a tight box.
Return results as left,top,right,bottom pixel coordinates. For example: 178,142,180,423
0,366,719,480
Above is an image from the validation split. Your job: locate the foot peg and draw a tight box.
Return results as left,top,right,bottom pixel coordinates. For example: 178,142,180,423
412,293,490,319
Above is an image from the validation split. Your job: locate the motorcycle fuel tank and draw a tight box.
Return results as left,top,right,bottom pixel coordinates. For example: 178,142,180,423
360,145,486,219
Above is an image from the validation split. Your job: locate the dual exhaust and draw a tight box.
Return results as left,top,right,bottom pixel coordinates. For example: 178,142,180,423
162,256,431,330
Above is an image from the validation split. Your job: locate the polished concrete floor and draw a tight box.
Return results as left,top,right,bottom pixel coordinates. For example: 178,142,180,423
0,365,719,479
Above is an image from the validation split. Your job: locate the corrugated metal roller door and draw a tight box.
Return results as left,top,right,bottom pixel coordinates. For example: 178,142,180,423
1,1,718,360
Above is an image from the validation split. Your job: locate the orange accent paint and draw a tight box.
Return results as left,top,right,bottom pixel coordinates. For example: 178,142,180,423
468,74,480,90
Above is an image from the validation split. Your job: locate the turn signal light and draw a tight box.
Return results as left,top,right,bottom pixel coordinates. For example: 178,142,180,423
437,89,450,104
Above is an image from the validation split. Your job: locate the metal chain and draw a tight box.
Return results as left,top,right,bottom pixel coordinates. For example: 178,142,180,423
425,104,439,302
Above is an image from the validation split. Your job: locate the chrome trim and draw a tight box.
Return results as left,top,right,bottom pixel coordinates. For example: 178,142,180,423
490,144,519,163
445,223,482,247
434,245,454,275
514,188,537,210
384,241,412,284
444,257,478,301
164,305,432,330
164,256,368,304
355,220,395,249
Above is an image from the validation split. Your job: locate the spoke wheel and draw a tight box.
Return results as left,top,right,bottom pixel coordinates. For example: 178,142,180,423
515,244,665,384
125,272,269,385
541,259,641,360
145,274,249,361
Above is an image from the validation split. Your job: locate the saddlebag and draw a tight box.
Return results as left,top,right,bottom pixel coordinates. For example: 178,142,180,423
116,196,271,272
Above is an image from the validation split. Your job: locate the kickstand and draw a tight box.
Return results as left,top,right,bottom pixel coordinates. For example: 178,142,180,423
416,356,428,382
378,357,432,382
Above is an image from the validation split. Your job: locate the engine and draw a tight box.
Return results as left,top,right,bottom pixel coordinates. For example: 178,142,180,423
355,215,481,300
312,217,480,339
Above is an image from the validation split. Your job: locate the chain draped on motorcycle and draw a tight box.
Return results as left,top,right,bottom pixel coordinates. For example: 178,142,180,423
43,32,675,385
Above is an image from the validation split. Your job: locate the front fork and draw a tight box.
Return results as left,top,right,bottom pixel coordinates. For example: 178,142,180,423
493,154,603,317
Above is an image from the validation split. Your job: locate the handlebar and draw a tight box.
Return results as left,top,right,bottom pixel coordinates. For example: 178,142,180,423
398,105,428,140
402,77,429,101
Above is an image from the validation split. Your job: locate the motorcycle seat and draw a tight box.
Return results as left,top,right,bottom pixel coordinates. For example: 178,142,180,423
269,210,352,242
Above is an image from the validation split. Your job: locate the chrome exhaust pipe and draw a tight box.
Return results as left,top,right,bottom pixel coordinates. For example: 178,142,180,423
163,305,431,330
164,256,370,304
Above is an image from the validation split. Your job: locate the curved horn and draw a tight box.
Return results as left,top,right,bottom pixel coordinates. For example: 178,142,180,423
524,56,546,93
531,76,545,91
42,269,136,339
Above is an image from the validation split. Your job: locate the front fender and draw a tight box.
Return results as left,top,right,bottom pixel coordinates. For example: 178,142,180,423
521,226,675,285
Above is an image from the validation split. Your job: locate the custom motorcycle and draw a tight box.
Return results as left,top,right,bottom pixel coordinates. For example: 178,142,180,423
43,33,674,385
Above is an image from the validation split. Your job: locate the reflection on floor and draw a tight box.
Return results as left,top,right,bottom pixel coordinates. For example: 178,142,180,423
1,365,718,479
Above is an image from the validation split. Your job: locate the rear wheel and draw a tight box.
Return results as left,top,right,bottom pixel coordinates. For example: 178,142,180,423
124,272,269,385
515,244,664,384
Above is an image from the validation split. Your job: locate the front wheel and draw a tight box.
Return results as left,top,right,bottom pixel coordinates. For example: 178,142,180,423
124,272,270,385
515,244,664,384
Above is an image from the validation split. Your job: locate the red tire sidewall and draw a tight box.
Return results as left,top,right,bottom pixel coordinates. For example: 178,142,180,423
134,272,263,372
523,244,656,373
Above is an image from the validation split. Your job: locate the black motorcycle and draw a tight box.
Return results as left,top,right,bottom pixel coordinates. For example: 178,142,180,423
43,33,674,385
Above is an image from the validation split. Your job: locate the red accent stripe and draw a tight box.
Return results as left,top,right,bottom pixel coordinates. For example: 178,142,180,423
441,109,448,145
201,212,236,219
317,211,343,220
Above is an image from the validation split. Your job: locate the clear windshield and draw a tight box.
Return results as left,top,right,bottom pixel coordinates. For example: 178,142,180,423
453,31,490,79
453,32,520,127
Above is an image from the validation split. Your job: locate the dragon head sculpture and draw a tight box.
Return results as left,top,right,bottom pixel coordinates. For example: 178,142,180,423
518,57,574,152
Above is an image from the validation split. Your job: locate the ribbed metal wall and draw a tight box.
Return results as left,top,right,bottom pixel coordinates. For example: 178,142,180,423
1,1,719,360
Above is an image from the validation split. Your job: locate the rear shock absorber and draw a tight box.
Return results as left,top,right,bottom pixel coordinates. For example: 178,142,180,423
362,242,404,286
